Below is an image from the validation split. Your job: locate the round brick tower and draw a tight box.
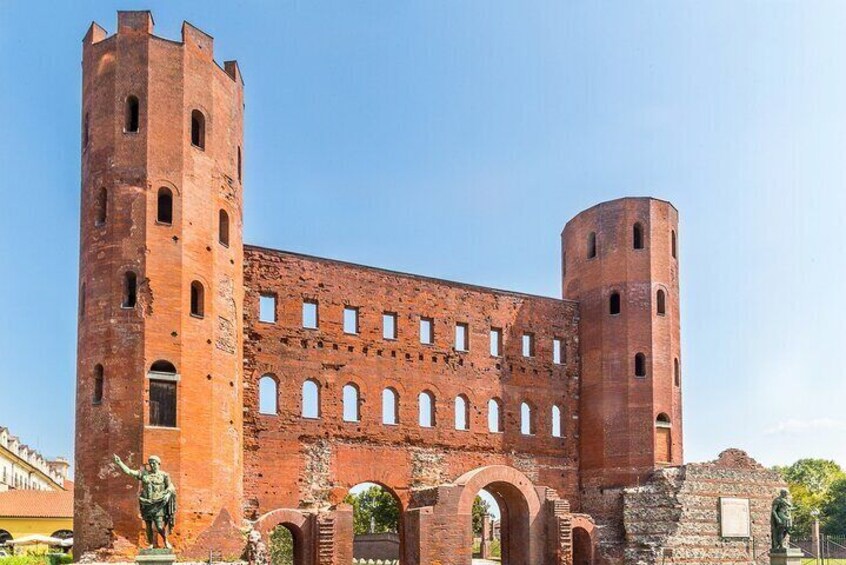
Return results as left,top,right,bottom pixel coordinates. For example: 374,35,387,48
562,198,682,493
75,11,244,559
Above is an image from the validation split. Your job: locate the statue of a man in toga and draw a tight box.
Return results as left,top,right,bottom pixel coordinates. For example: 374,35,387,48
771,489,793,551
114,454,177,550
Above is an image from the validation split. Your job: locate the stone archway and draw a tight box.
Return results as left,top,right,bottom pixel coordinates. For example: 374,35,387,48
571,514,597,565
253,508,313,565
455,466,543,565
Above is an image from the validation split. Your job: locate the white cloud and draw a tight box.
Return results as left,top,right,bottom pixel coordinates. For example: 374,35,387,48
764,418,846,435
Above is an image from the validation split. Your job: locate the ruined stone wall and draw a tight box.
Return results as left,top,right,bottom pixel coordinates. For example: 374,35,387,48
242,246,581,520
623,449,785,565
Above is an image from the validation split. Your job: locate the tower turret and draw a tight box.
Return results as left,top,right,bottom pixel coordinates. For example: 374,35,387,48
75,11,244,559
563,198,682,494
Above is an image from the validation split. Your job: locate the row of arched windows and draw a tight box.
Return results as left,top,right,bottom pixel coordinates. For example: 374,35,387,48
584,224,677,259
608,288,668,316
257,375,567,437
91,185,231,247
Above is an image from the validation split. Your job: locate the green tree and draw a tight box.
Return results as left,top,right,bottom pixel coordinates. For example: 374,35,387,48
473,496,493,536
776,459,845,537
343,485,400,535
268,524,294,565
821,477,846,536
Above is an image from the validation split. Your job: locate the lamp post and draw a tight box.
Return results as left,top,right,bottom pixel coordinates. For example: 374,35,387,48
811,509,821,565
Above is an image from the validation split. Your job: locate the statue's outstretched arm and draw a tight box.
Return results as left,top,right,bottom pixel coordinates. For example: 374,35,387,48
113,454,141,480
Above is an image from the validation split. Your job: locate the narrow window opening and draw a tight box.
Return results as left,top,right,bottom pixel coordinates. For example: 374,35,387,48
191,109,205,149
633,222,644,249
237,146,242,182
488,399,503,433
93,364,104,404
454,395,469,431
79,282,86,318
219,209,230,247
260,294,276,323
419,391,435,428
552,405,562,437
258,375,278,415
95,187,107,226
382,388,398,425
420,317,434,345
149,380,176,428
553,338,564,365
190,281,204,318
522,333,535,357
343,383,360,422
83,112,89,148
521,402,534,435
635,352,647,377
609,292,621,315
122,271,137,308
657,289,666,316
383,312,397,340
490,328,502,357
343,307,359,335
302,300,318,328
302,379,320,418
587,232,597,259
672,230,677,259
157,188,173,225
125,95,139,133
674,358,681,387
455,323,469,352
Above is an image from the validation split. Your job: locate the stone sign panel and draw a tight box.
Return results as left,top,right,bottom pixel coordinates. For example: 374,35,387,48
720,497,751,538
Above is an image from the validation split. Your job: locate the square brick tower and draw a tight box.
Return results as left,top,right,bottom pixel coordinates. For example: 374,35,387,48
75,12,245,559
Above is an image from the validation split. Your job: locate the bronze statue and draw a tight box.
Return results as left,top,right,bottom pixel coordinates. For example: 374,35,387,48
771,489,793,551
114,454,177,550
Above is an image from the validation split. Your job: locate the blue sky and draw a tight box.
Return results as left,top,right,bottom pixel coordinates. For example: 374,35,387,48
1,1,845,474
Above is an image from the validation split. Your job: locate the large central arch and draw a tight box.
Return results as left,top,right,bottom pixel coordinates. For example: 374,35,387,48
454,465,543,565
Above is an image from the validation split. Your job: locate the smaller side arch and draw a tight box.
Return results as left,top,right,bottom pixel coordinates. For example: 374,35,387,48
252,508,313,565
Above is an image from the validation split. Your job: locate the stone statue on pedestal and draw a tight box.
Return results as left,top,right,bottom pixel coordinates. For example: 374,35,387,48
114,454,177,551
771,489,793,551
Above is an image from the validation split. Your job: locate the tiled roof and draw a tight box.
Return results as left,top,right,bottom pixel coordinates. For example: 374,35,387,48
0,489,73,518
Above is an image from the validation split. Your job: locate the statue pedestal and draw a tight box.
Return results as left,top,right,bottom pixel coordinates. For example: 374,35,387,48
136,549,176,565
769,548,803,565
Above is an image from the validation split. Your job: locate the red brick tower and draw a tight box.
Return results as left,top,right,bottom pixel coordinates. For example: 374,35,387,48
75,12,244,559
563,198,683,492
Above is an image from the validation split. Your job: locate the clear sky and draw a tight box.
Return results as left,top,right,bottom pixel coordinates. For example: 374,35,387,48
1,1,845,475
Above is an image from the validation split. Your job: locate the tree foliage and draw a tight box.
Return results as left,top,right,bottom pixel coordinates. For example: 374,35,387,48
775,458,845,537
268,525,294,565
473,495,493,536
344,485,400,535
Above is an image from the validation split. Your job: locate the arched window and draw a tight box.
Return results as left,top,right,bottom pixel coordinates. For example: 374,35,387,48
635,353,647,377
95,187,107,226
219,209,230,247
157,187,173,225
122,271,137,308
633,222,644,249
382,387,398,425
93,364,104,404
149,360,176,374
83,112,89,148
302,379,320,418
488,398,503,433
191,109,205,149
237,146,242,182
521,402,534,435
656,289,666,316
125,95,139,133
258,375,278,415
671,230,677,259
551,405,562,437
609,292,621,315
587,232,597,259
343,383,360,422
190,281,204,318
419,391,435,428
454,395,469,431
674,358,681,387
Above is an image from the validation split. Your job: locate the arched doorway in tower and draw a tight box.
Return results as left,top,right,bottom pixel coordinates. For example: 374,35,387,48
572,526,594,565
267,523,305,565
344,482,403,563
464,482,531,565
